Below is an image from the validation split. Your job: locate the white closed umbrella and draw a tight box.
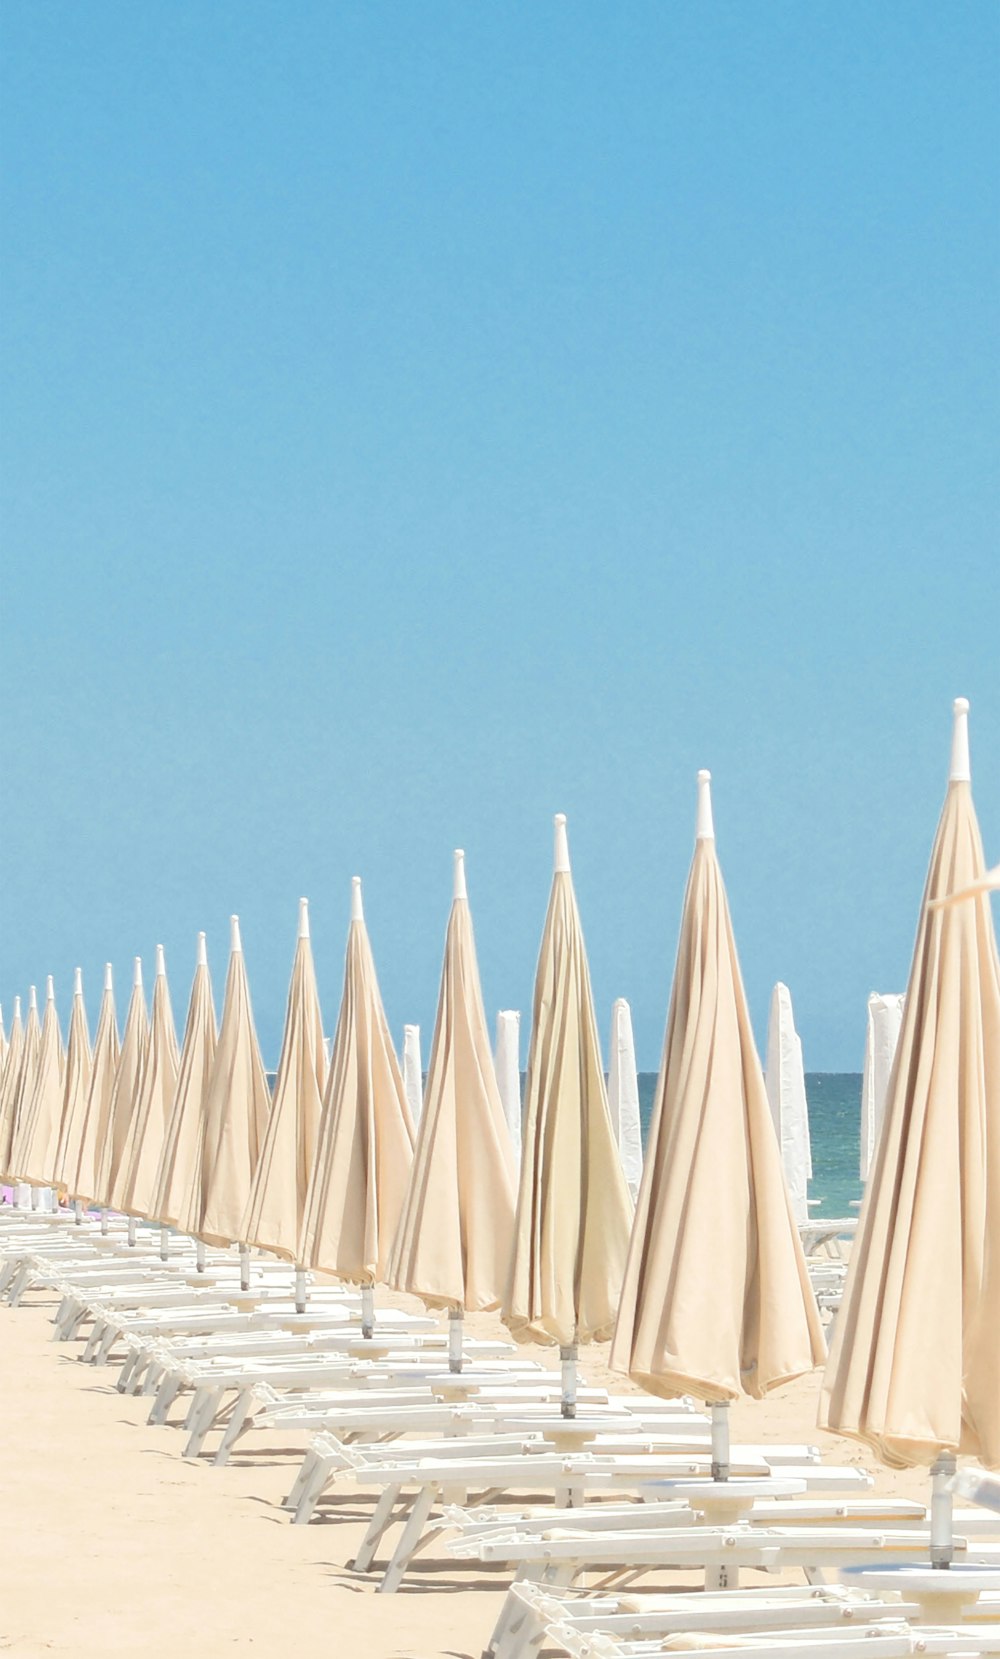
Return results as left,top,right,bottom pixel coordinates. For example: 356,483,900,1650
299,878,415,1335
860,992,905,1182
11,977,64,1196
242,899,327,1302
99,959,149,1223
502,815,634,1413
196,917,271,1272
117,947,180,1247
0,997,24,1186
388,851,517,1366
607,997,643,1201
821,700,1000,1568
763,983,812,1225
154,934,217,1265
612,772,825,1482
1,987,40,1198
60,967,119,1210
493,1011,521,1161
402,1025,423,1126
52,971,93,1216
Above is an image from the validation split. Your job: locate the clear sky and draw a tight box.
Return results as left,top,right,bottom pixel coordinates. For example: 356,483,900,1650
1,2,997,1072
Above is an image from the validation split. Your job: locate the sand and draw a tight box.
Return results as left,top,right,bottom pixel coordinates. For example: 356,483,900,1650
0,1277,932,1659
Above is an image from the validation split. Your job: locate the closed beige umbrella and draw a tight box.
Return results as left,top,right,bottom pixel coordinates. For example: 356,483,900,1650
15,975,70,1192
60,966,120,1210
196,917,271,1272
820,700,1000,1559
388,850,517,1368
0,995,27,1181
152,934,217,1250
3,987,41,1195
611,772,824,1476
100,959,149,1226
242,899,327,1304
116,946,180,1244
52,970,93,1214
502,815,634,1413
299,878,415,1336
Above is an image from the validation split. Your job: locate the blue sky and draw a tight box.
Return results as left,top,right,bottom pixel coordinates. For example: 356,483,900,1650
2,2,997,1070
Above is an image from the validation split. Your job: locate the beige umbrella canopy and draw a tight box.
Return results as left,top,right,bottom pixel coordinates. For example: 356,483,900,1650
4,987,44,1185
820,699,1000,1497
60,966,120,1207
930,862,1000,909
502,815,634,1407
611,772,824,1469
388,851,517,1361
242,898,327,1264
152,934,217,1232
100,960,149,1212
14,975,69,1188
0,1004,6,1071
51,971,94,1194
116,946,180,1222
299,878,415,1330
0,996,26,1178
195,916,271,1249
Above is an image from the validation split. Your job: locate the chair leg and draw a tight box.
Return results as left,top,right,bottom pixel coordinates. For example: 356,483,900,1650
353,1483,401,1567
377,1484,436,1593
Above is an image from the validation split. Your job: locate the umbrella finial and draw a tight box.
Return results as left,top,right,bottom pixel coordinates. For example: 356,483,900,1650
155,944,166,978
351,877,364,922
73,967,83,998
28,985,37,1013
196,932,207,967
14,995,21,1019
950,697,971,783
554,813,571,874
46,974,55,1003
696,769,715,840
104,962,113,992
298,897,310,940
453,848,467,901
230,915,242,954
133,956,143,989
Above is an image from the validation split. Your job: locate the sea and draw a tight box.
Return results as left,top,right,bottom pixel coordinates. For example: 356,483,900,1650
636,1072,864,1221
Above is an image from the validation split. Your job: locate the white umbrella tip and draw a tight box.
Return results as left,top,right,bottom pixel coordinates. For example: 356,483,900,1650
104,962,114,992
230,915,242,953
351,877,364,922
950,697,971,783
14,995,21,1018
73,967,83,998
453,848,467,900
553,813,571,873
155,944,166,978
298,897,310,939
196,932,207,967
696,769,715,840
28,985,37,1011
46,974,55,1002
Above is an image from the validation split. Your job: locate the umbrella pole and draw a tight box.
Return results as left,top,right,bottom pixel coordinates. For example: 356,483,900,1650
127,1216,137,1247
239,1245,250,1291
931,1451,957,1568
294,1267,308,1315
74,1200,84,1226
195,1239,206,1273
100,1208,109,1235
361,1283,375,1339
448,1308,464,1373
711,1400,731,1482
159,1226,169,1262
560,1344,578,1419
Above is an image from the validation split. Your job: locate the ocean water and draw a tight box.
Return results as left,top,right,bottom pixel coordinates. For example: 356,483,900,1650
637,1071,864,1220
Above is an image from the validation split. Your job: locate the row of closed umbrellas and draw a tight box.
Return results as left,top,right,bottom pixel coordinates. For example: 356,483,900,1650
0,698,997,1487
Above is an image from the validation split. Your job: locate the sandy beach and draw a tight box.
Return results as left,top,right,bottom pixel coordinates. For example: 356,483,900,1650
0,1276,931,1659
